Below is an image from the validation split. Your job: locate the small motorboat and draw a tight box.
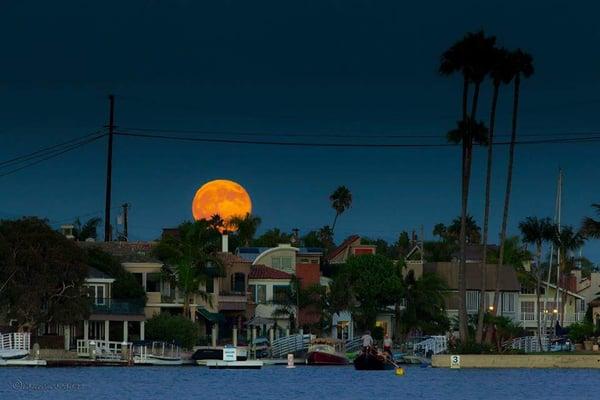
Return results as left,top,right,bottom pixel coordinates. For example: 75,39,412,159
0,349,29,360
191,346,248,362
353,348,395,370
306,338,349,366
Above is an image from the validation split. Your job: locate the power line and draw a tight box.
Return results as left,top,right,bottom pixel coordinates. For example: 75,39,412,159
119,126,600,139
114,131,600,148
0,134,106,178
0,131,105,168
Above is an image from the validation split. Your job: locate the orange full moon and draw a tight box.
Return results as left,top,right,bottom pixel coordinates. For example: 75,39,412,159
191,179,252,231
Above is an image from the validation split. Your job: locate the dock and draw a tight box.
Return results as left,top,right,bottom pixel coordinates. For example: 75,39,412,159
204,360,264,369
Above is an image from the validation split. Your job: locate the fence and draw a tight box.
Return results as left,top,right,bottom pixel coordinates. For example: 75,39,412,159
413,336,447,356
270,334,313,358
504,336,549,353
1,332,31,351
77,339,132,359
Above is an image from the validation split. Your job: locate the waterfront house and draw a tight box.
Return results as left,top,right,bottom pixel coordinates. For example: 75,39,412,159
325,235,376,264
247,264,294,336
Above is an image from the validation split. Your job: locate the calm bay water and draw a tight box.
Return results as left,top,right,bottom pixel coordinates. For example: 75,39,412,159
0,366,597,400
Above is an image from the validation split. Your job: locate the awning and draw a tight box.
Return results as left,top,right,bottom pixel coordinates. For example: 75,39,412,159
245,316,276,327
196,308,225,323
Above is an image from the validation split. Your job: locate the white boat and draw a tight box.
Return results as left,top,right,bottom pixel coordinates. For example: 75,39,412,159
0,349,29,360
133,341,183,366
204,360,263,369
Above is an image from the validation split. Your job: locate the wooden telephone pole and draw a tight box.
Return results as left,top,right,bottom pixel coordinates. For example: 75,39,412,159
104,95,115,242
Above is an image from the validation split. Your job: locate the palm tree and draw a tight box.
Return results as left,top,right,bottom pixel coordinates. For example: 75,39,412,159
440,30,496,342
155,220,223,320
230,213,262,247
519,217,554,349
73,217,102,241
447,117,489,341
475,47,513,344
330,186,352,233
492,49,534,320
551,225,585,324
582,204,600,239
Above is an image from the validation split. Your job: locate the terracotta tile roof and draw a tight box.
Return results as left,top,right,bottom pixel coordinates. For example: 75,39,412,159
249,264,292,280
326,234,360,261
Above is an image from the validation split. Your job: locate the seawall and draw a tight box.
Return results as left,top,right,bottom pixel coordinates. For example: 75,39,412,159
432,354,600,368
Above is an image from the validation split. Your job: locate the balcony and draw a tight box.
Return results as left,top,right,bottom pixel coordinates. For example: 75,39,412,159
91,298,145,315
218,291,247,311
519,311,585,326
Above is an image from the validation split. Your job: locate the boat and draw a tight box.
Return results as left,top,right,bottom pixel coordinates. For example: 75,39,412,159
133,341,183,366
0,349,29,360
353,348,395,370
191,346,248,362
306,338,349,365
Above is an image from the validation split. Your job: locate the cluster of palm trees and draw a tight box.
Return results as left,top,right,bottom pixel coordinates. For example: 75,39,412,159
440,30,534,343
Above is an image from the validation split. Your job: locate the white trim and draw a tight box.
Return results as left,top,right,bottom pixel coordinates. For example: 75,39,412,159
85,278,114,284
251,246,299,266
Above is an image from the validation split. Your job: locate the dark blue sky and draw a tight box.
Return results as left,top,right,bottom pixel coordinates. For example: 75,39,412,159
1,1,599,261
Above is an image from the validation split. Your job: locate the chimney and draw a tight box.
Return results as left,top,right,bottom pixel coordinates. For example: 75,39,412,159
60,224,75,240
222,234,229,253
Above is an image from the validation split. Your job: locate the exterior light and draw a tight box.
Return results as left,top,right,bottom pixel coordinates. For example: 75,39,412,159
488,306,494,311
553,309,558,314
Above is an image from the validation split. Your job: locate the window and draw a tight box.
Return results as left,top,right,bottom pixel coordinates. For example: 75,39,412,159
87,284,105,305
231,273,246,294
576,299,586,313
281,257,292,270
146,273,161,292
206,278,214,294
248,285,256,302
254,285,267,304
521,301,534,313
502,292,516,313
466,291,480,312
273,285,290,304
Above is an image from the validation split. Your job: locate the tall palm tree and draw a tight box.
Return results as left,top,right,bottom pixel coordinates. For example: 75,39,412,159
551,225,585,324
155,220,223,320
440,30,496,342
330,186,352,233
582,204,600,239
447,118,489,340
230,213,262,247
476,47,515,343
518,216,554,349
492,49,534,319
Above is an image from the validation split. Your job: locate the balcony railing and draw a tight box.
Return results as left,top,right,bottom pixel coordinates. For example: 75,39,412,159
519,311,585,325
91,298,145,315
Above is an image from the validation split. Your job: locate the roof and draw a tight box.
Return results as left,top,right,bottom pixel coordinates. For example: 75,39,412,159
423,262,521,291
78,241,160,263
236,245,321,262
451,244,499,262
326,235,360,262
87,266,114,280
249,264,292,280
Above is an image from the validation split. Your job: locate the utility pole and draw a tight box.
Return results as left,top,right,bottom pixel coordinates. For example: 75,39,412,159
104,94,115,242
121,203,129,241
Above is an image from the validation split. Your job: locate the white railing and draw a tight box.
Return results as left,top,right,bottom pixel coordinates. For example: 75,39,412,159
521,312,585,325
76,339,132,359
345,337,362,352
505,335,549,353
520,312,535,321
270,334,313,358
0,333,31,351
414,336,447,356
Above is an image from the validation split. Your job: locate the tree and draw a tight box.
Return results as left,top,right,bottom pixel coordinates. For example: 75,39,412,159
399,270,450,339
318,225,335,252
145,313,200,349
154,220,223,319
436,215,482,244
0,218,91,330
85,247,146,300
518,216,554,350
550,225,585,324
582,204,600,239
343,254,403,330
329,186,352,233
73,217,102,241
394,231,411,259
253,228,292,247
446,118,488,341
492,49,534,324
230,213,262,247
476,47,514,343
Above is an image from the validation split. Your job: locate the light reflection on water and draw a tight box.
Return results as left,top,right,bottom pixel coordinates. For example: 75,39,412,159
0,365,596,400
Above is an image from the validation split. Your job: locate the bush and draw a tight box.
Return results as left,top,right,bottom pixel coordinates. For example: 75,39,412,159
568,322,594,343
372,326,385,341
145,313,200,349
448,339,493,354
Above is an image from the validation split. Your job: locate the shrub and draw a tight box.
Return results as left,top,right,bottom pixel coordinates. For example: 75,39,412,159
568,322,594,344
448,339,493,354
145,313,200,349
372,326,385,341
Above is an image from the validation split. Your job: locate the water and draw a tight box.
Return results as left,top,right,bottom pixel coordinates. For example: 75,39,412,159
0,366,596,400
